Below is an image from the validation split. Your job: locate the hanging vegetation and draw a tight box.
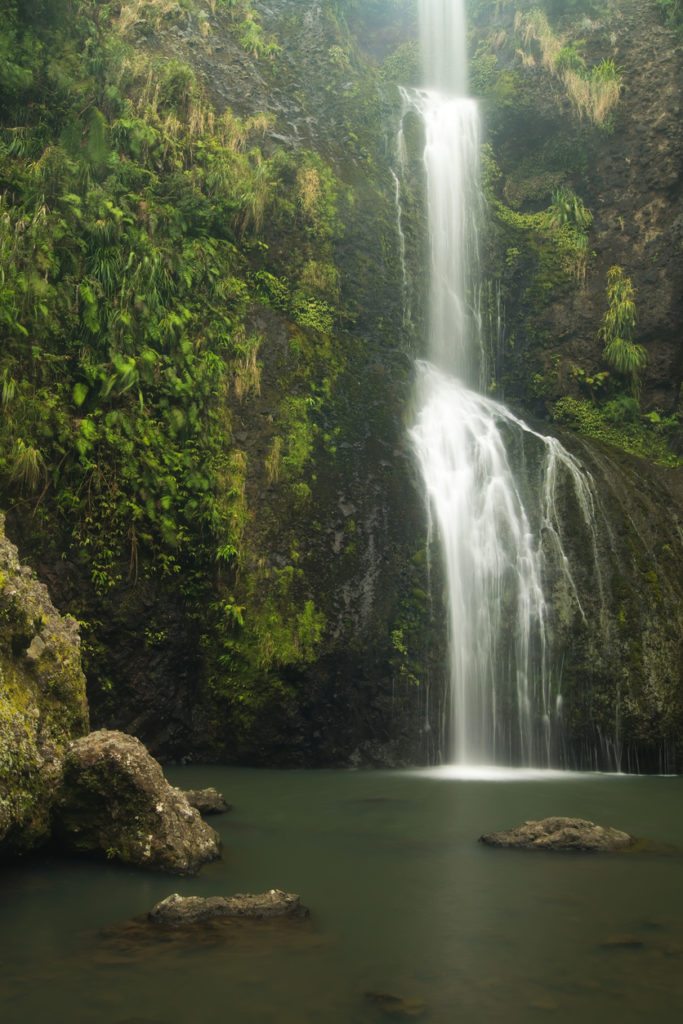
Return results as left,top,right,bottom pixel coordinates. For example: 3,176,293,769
599,266,648,397
515,8,622,125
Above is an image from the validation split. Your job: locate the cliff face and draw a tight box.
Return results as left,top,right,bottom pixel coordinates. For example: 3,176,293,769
544,437,683,771
0,0,681,771
471,0,682,426
584,3,683,414
461,0,683,767
1,0,437,767
0,515,89,855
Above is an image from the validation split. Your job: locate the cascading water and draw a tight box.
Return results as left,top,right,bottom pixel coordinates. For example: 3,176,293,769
403,0,598,768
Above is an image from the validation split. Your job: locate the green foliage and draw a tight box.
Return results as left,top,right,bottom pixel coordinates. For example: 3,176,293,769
656,0,683,29
599,267,647,396
552,397,681,467
227,1,281,59
484,149,594,288
516,8,622,126
380,42,420,86
554,44,586,76
546,187,592,232
0,0,347,724
570,364,609,401
470,45,500,94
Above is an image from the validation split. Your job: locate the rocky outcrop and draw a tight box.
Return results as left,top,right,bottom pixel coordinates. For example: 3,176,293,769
480,817,635,852
0,514,88,856
148,890,308,925
473,0,683,417
550,438,683,771
53,730,220,874
183,787,232,815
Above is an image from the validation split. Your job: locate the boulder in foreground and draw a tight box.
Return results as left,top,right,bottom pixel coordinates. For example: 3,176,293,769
54,730,221,874
149,890,309,925
0,514,89,856
480,817,634,852
183,787,232,815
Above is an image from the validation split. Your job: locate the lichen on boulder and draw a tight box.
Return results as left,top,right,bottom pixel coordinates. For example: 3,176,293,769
0,513,89,855
480,816,635,852
148,889,309,926
183,787,232,815
53,730,221,874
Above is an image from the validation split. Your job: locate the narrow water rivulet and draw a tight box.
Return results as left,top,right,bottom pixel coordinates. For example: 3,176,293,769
404,0,600,769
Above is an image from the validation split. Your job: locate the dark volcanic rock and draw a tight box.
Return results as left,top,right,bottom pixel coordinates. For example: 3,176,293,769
183,787,232,815
54,730,220,874
480,817,635,852
148,889,309,925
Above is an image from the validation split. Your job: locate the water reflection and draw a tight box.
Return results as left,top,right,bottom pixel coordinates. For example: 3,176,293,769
0,767,681,1023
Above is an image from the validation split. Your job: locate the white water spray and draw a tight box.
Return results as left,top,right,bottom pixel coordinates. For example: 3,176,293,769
404,0,597,767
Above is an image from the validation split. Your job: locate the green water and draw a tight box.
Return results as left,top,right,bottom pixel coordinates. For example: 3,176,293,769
1,768,682,1023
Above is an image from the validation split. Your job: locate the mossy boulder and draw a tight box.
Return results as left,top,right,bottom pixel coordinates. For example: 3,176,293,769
0,513,89,856
53,730,221,874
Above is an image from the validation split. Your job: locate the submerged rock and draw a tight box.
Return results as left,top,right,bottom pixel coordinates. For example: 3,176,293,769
53,730,220,874
599,934,646,950
480,817,634,852
365,992,428,1018
0,514,89,856
183,787,232,815
113,1019,168,1024
148,889,309,925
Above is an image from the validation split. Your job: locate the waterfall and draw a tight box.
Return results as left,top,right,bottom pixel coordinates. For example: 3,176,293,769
404,0,597,767
390,168,410,327
419,0,468,97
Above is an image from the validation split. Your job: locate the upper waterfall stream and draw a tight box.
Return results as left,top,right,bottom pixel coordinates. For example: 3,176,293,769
404,0,600,768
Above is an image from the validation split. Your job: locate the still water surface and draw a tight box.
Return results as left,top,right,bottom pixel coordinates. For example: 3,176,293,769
1,768,682,1023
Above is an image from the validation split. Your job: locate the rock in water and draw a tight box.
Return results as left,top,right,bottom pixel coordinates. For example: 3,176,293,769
183,787,232,815
148,890,309,925
480,816,634,852
54,730,221,874
365,992,427,1018
0,514,89,856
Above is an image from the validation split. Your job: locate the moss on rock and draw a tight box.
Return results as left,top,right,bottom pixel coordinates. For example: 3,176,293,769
53,730,220,874
0,513,89,855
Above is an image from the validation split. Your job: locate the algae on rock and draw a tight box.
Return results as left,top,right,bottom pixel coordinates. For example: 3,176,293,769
53,730,221,875
0,513,89,855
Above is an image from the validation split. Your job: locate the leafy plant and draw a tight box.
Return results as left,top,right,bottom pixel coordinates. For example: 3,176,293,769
516,9,622,126
552,397,681,467
599,267,647,396
656,0,683,29
546,187,593,232
0,0,347,726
